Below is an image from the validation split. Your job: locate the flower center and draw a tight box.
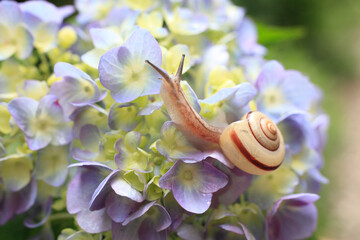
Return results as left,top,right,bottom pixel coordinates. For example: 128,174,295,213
35,118,50,131
182,170,193,181
263,87,284,108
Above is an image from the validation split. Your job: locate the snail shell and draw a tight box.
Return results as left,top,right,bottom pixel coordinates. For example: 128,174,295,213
220,111,285,175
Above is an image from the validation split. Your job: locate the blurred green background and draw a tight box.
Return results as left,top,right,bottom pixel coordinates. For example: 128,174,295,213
237,0,360,239
7,0,360,239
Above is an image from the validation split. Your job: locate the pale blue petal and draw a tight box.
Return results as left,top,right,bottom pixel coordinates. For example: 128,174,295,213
165,7,209,35
20,1,63,23
111,175,144,203
25,131,52,150
0,1,24,27
15,25,34,59
36,95,63,120
81,48,106,69
236,18,266,55
54,62,92,82
8,97,38,136
90,28,122,49
255,60,285,91
282,70,321,111
58,5,75,19
202,86,239,104
229,82,257,108
138,100,163,116
36,144,70,187
123,28,162,67
181,81,201,113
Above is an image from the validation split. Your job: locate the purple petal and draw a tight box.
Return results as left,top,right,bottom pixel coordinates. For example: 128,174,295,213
76,208,112,234
213,166,253,205
24,197,52,228
219,224,244,235
177,223,203,240
66,164,111,214
70,106,109,139
205,149,234,168
105,191,141,223
89,170,120,211
112,220,141,240
267,193,319,240
15,178,37,214
72,148,98,161
80,124,101,150
153,204,172,231
122,201,156,226
195,161,228,194
0,191,17,225
138,218,167,240
163,193,183,231
158,163,177,190
172,180,212,214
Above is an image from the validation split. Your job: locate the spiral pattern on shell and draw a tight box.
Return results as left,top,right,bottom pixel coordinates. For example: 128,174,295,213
243,111,280,151
219,111,285,175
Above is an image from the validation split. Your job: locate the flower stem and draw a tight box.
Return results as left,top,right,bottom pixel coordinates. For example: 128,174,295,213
47,212,73,222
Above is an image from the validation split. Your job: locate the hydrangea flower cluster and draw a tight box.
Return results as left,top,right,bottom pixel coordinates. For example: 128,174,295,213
0,0,329,239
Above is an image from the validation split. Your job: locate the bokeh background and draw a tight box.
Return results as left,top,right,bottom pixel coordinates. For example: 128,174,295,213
5,0,360,239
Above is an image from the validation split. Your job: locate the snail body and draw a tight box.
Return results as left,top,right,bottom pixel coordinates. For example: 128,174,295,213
146,55,285,175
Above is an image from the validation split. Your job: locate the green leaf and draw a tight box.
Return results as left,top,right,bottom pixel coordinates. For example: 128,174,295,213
257,22,305,45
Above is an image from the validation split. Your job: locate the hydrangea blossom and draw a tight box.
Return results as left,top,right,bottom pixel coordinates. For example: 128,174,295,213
0,0,328,239
8,95,72,150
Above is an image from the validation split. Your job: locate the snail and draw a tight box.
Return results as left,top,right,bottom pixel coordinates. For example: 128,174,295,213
145,55,285,175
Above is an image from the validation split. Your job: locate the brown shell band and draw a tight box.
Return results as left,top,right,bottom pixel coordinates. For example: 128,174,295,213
230,129,281,171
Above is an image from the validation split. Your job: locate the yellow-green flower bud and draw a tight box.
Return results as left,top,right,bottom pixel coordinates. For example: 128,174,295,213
58,26,77,49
